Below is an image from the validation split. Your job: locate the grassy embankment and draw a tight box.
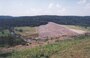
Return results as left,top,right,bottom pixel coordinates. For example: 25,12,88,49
0,35,89,58
14,27,38,38
0,30,10,37
64,25,90,31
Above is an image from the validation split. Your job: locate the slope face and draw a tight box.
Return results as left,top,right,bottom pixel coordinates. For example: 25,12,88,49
38,22,78,39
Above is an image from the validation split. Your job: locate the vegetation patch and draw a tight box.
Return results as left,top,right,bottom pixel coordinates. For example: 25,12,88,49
1,35,89,58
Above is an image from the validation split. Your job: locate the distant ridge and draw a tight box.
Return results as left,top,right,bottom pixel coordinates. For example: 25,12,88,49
0,16,13,19
0,15,90,27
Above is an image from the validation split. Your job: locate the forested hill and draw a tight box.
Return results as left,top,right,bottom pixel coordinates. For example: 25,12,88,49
0,15,90,28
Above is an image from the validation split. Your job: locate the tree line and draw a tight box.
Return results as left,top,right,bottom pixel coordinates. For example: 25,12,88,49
0,15,90,28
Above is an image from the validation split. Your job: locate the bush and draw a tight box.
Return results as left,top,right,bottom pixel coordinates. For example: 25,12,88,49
0,36,26,47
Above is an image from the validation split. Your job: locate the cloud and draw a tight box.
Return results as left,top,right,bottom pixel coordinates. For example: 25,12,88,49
78,0,88,4
75,0,90,15
48,3,54,9
85,3,90,9
27,3,67,16
48,3,62,9
48,3,66,11
46,3,67,15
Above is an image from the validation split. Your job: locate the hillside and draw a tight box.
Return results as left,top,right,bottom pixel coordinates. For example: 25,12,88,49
0,16,90,28
0,35,90,58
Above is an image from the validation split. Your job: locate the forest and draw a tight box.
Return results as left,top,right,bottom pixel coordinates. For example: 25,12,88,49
0,15,90,28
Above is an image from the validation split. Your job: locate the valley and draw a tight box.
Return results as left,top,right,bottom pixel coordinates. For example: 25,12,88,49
0,16,90,58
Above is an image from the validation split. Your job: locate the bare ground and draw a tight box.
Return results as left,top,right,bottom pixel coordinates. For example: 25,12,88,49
38,22,86,39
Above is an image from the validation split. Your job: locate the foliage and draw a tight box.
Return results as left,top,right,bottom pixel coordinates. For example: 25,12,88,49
0,36,26,47
0,16,90,28
0,30,10,37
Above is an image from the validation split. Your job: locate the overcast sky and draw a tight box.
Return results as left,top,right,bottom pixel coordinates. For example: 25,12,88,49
0,0,90,16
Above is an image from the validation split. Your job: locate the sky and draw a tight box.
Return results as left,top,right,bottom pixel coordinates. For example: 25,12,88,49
0,0,90,16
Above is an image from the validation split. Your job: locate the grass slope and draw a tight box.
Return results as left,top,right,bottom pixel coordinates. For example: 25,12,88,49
64,25,90,31
50,36,90,58
1,35,89,58
0,30,10,37
14,27,37,36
